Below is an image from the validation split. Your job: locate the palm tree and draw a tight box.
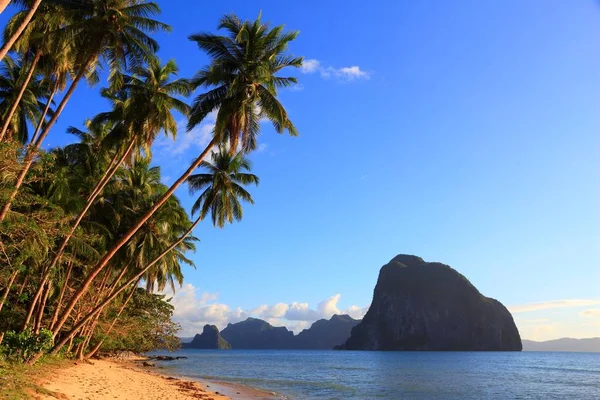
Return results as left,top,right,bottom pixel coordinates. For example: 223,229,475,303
0,0,44,62
0,0,71,141
0,0,170,222
50,148,259,356
35,59,190,333
49,13,302,339
188,148,259,227
188,13,301,153
0,55,51,143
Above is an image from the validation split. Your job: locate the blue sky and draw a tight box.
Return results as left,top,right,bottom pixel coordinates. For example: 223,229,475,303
4,0,600,340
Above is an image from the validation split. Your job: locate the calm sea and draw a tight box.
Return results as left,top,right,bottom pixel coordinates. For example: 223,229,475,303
151,350,599,399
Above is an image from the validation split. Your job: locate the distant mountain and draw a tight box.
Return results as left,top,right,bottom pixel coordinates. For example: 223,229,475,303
522,338,600,352
338,255,522,351
183,325,231,349
182,315,361,350
294,314,361,349
221,317,295,349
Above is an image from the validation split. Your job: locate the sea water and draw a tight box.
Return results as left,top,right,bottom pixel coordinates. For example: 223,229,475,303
151,350,599,399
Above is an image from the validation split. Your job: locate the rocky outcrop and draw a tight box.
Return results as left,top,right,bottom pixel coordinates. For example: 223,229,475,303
220,318,295,349
183,325,231,349
339,255,522,351
294,314,361,349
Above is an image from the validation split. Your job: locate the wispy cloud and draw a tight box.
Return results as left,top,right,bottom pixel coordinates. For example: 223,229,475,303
580,309,600,318
153,111,216,159
508,299,600,313
161,284,367,336
301,59,370,81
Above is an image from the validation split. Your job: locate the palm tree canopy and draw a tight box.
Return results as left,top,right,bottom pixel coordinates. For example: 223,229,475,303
63,0,171,88
188,12,302,153
0,55,53,143
187,148,259,228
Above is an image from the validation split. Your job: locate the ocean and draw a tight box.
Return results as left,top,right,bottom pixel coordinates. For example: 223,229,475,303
151,350,600,399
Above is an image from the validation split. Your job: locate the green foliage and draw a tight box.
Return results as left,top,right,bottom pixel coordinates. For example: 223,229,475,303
0,6,298,366
94,289,181,354
1,329,53,362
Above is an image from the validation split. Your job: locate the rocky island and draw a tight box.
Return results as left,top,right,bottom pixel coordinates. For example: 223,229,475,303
338,254,522,351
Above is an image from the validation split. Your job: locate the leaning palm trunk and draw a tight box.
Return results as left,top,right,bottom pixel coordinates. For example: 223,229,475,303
0,0,42,62
0,0,11,14
30,80,58,145
49,215,203,357
50,139,215,337
29,140,135,331
33,279,51,334
0,50,41,141
74,265,131,359
39,136,137,317
85,278,140,359
0,54,94,223
48,261,73,331
0,269,19,314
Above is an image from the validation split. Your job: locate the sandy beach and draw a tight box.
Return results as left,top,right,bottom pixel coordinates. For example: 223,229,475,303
36,359,231,400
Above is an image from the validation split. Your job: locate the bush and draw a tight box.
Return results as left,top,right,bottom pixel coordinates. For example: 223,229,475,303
0,329,53,362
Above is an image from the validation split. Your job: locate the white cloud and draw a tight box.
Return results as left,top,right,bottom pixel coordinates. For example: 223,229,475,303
161,284,367,336
300,59,320,73
580,309,600,318
301,58,370,81
153,111,216,159
508,299,600,313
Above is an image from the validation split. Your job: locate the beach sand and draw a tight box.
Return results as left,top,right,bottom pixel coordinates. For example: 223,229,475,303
37,359,231,400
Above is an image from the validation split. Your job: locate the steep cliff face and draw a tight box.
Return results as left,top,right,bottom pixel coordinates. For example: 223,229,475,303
183,324,231,349
294,314,361,349
220,317,295,349
340,255,522,351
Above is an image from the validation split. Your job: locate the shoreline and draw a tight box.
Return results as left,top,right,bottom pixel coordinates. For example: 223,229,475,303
37,358,250,400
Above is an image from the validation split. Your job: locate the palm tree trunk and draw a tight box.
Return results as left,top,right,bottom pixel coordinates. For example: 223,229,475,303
30,80,58,145
50,139,215,337
0,0,11,14
0,0,42,62
16,274,28,297
42,137,137,288
0,54,93,223
85,278,140,359
49,215,203,357
22,277,44,330
33,279,51,333
0,50,41,142
0,269,19,314
49,261,73,331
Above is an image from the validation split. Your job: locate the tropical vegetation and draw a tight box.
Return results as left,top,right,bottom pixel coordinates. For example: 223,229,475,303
0,0,302,365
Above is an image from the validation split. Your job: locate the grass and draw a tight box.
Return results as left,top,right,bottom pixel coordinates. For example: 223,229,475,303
0,357,69,399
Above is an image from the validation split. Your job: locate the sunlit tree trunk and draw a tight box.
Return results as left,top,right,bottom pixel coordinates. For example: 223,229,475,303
30,80,58,145
0,50,41,141
48,216,202,357
0,0,11,14
49,262,73,331
41,137,137,299
0,0,42,62
50,140,215,337
85,278,140,359
0,53,94,222
0,269,19,314
33,279,51,333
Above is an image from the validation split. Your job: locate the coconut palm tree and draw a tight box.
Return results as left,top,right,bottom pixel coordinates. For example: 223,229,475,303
50,148,259,356
0,0,170,222
187,12,302,153
35,59,190,333
49,14,302,339
0,55,52,143
188,148,259,227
